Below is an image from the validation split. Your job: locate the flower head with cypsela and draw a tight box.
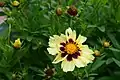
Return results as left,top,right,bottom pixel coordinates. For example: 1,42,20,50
47,28,95,72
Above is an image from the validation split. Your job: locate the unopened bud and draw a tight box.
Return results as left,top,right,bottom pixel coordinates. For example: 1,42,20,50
103,41,110,47
94,50,100,57
13,38,21,48
12,1,20,7
0,2,5,7
67,5,78,16
56,7,62,16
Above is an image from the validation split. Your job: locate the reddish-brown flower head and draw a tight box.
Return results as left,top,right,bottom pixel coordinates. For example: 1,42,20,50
0,2,5,7
67,5,78,16
44,66,55,79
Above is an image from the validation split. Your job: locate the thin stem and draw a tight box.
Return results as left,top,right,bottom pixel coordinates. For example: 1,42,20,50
19,59,22,71
8,24,11,44
74,0,81,5
84,68,89,78
58,0,61,5
69,16,73,27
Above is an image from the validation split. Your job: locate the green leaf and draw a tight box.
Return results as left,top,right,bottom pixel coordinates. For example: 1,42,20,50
107,32,120,49
109,47,120,52
97,26,105,32
29,67,45,76
112,58,120,67
68,0,74,5
26,36,33,42
0,23,8,38
115,6,120,22
106,58,113,65
91,60,105,71
5,72,12,80
101,0,108,4
98,76,119,80
87,25,97,28
109,48,120,60
44,51,54,61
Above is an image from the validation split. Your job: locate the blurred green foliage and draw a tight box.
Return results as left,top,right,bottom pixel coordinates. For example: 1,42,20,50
0,0,120,80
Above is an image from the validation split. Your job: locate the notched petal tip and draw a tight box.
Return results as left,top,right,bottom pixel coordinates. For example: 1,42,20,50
65,27,76,41
52,53,67,64
61,60,75,72
65,27,72,36
73,58,86,68
77,35,87,44
47,48,58,55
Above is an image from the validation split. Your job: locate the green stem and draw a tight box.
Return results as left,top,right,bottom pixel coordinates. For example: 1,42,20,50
58,0,61,5
69,16,73,27
100,47,105,53
8,24,11,44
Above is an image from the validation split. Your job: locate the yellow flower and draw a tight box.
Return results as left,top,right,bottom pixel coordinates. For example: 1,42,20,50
12,1,20,7
47,28,95,72
13,38,21,48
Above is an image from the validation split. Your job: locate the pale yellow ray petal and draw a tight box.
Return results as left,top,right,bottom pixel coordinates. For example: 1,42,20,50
52,53,67,64
49,36,57,47
80,45,94,55
73,58,86,68
60,34,67,42
49,35,60,47
79,56,91,65
65,27,76,41
81,53,95,61
76,35,87,44
61,59,75,72
47,48,59,55
49,34,66,48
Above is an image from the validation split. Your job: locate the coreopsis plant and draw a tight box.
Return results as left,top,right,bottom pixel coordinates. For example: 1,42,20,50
47,28,95,72
0,0,120,80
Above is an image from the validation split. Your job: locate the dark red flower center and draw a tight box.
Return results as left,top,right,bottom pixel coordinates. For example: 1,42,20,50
60,38,80,61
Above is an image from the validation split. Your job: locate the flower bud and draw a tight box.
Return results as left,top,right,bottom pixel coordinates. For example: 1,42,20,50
94,50,100,57
56,7,62,16
7,17,14,24
103,41,110,47
45,69,54,77
44,65,55,79
67,5,78,16
0,2,5,7
12,1,20,7
13,38,21,48
12,74,16,79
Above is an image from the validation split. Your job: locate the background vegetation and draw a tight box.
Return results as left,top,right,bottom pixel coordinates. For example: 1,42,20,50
0,0,120,80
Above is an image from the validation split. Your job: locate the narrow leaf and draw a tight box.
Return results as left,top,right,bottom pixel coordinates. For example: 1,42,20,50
109,47,120,52
91,60,105,71
112,58,120,67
